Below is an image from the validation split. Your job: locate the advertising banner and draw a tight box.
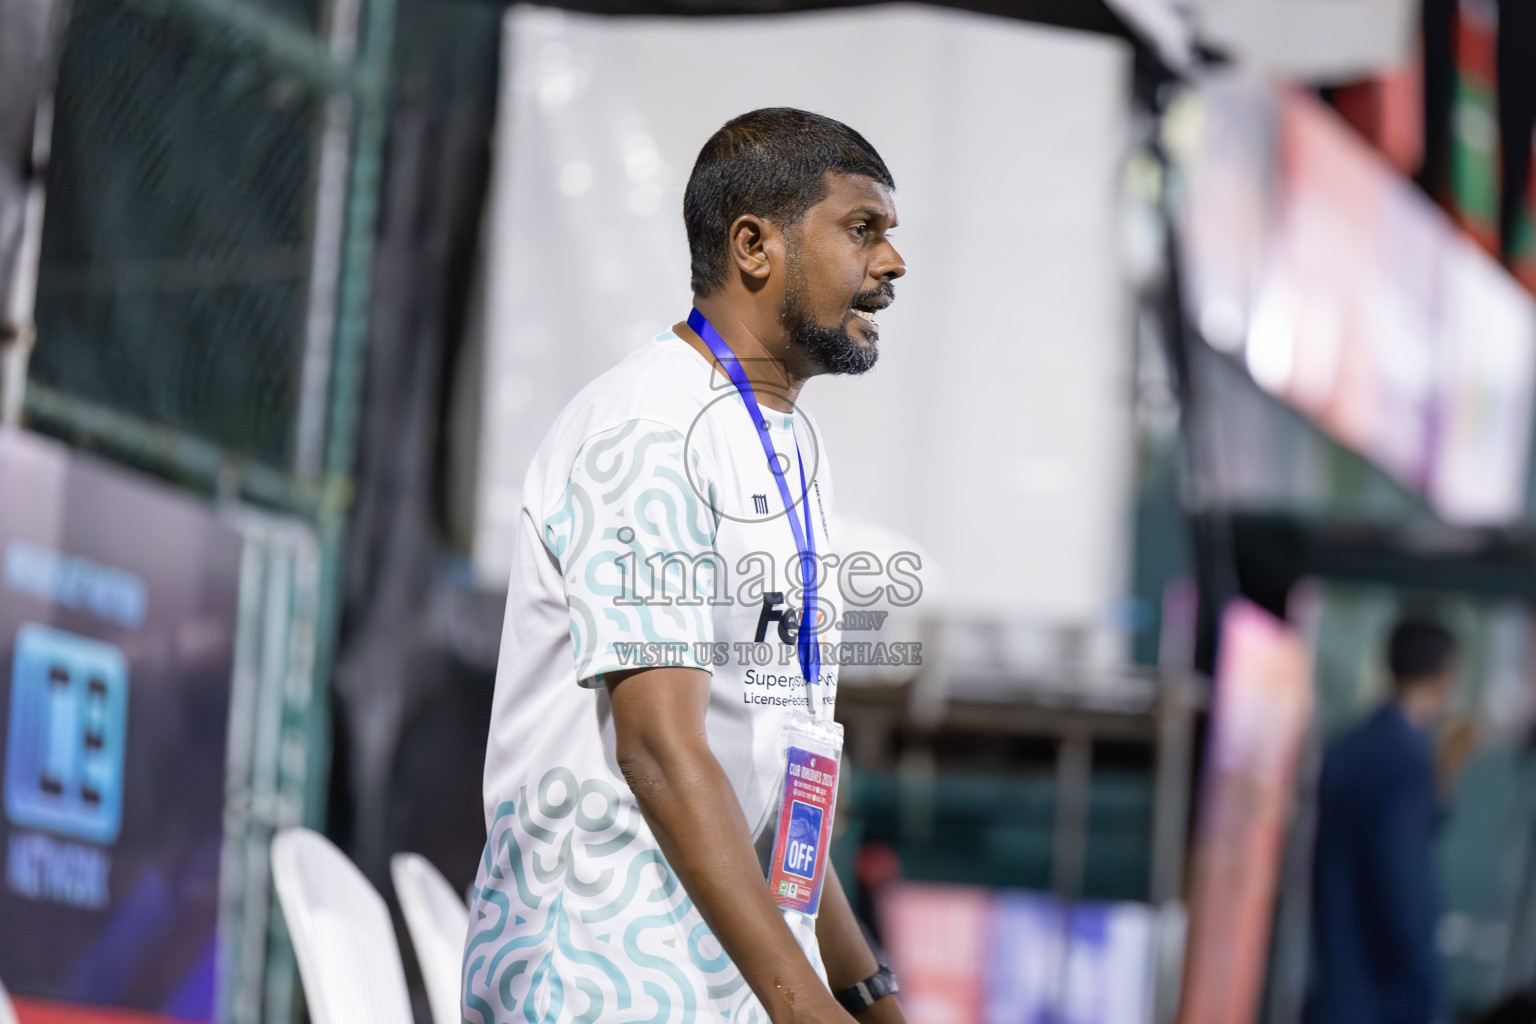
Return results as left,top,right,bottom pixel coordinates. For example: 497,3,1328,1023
986,892,1156,1024
881,882,1156,1024
1180,81,1536,525
1176,601,1314,1024
882,882,992,1024
0,428,240,1022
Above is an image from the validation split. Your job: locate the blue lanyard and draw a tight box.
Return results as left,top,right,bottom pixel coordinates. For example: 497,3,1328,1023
687,308,821,692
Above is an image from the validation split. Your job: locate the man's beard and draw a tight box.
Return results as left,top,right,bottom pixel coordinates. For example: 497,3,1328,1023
781,273,885,377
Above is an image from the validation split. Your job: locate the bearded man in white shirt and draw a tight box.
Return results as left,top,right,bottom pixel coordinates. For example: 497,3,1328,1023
464,106,907,1024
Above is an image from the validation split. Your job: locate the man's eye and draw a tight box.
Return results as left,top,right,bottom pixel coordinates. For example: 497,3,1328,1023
851,223,868,238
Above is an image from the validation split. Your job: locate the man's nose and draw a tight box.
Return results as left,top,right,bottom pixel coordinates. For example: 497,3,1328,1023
876,243,906,281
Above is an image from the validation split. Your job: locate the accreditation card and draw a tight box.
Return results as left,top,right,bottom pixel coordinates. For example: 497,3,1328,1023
767,710,844,917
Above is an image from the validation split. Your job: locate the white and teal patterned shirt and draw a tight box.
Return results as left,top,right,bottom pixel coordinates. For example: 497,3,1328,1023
464,332,841,1024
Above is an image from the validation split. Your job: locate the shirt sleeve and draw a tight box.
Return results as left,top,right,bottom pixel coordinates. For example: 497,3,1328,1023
542,419,722,687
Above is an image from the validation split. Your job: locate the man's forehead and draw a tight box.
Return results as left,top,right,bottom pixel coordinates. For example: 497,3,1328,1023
816,172,897,220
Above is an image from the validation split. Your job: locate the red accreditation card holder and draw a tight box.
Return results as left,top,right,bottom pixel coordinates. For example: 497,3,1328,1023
767,710,844,918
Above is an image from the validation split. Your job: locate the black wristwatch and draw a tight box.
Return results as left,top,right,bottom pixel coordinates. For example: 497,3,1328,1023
834,965,899,1015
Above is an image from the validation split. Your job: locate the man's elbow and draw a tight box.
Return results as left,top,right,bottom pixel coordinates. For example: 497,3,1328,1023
615,728,711,811
616,739,669,806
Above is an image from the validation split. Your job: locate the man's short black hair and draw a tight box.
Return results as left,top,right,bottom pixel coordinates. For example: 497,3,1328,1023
683,108,894,297
1387,619,1457,687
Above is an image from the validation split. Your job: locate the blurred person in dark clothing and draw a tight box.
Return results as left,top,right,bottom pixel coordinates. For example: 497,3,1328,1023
1306,619,1458,1024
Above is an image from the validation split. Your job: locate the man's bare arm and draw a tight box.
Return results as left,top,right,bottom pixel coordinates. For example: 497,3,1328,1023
607,666,856,1024
815,866,905,1024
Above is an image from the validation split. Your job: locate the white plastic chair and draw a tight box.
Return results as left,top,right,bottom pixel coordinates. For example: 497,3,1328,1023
0,975,19,1024
271,828,413,1024
391,853,470,1024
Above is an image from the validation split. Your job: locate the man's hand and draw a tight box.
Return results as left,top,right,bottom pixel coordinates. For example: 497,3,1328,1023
1436,716,1479,797
607,667,857,1024
816,866,906,1024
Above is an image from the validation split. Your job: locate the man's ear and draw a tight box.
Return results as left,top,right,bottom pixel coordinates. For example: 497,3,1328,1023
728,214,779,282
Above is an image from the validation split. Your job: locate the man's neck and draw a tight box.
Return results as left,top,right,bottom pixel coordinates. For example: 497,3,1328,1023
674,300,811,413
1394,689,1440,730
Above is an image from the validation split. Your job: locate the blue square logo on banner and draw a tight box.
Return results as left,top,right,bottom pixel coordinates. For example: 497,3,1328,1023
4,623,129,845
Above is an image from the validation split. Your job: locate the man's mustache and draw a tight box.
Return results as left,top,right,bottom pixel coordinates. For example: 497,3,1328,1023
852,283,895,309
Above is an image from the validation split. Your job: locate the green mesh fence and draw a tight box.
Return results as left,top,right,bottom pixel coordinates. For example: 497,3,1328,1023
32,0,322,467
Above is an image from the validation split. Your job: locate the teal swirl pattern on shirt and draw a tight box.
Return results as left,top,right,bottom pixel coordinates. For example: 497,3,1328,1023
462,768,766,1024
544,421,722,683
